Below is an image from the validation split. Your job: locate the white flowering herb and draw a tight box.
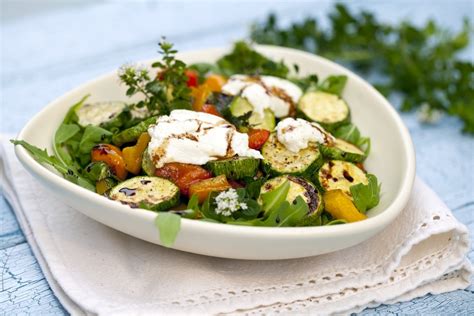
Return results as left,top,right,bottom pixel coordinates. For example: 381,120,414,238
214,188,248,216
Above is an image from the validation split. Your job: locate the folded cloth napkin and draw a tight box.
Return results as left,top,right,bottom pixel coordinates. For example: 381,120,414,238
0,137,471,316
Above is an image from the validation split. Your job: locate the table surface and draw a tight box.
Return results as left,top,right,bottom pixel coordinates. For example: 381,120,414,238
1,1,473,314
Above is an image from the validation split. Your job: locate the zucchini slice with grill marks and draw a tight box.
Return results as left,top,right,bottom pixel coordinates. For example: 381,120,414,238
297,91,350,131
259,175,323,224
206,156,260,180
228,97,275,131
316,160,368,196
112,116,157,146
109,176,179,211
261,133,323,176
320,138,366,163
76,101,130,130
141,148,156,176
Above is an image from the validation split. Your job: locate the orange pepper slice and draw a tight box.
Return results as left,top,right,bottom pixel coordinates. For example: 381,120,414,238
188,175,231,203
323,190,367,222
204,74,227,92
91,144,128,180
122,132,151,175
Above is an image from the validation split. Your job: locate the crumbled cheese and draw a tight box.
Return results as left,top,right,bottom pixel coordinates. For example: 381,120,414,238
215,188,248,216
276,118,334,152
221,75,302,118
148,110,263,168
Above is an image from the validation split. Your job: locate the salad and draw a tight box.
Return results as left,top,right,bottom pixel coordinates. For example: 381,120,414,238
13,41,380,246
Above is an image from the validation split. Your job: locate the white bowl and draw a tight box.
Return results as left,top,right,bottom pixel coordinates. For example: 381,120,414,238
14,45,415,260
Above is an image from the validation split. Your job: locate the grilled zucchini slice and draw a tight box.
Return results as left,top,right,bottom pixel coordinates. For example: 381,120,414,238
228,97,275,131
261,134,323,176
316,160,368,195
76,101,130,130
320,138,366,163
141,148,156,176
297,91,350,131
259,175,323,224
109,176,179,211
112,116,157,146
206,156,260,180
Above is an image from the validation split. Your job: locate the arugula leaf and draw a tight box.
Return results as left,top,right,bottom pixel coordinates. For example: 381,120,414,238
62,95,89,124
260,180,290,213
289,74,319,91
333,123,371,154
79,126,112,155
84,162,111,182
216,41,289,77
350,174,381,213
55,124,81,144
318,75,348,96
11,140,95,191
154,212,181,247
54,123,81,166
264,196,308,227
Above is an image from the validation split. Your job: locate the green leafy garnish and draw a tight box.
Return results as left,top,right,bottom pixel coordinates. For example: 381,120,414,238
251,4,474,134
216,41,289,77
318,75,348,96
350,174,381,213
263,196,308,227
154,212,181,247
333,123,371,154
78,126,112,155
10,140,95,191
119,39,192,115
260,180,290,213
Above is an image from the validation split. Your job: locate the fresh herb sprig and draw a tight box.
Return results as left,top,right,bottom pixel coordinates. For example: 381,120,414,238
119,39,192,115
251,4,474,134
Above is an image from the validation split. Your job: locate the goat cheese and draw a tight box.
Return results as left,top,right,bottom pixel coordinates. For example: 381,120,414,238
276,118,334,153
148,110,263,168
221,75,302,118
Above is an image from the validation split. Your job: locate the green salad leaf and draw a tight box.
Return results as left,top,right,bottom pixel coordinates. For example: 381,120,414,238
79,126,112,155
260,180,290,213
333,123,371,154
11,140,95,191
55,123,81,144
263,196,308,227
318,75,348,96
350,174,381,213
154,212,181,247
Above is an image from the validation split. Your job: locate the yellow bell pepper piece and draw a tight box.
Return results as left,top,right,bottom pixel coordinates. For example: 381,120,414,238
323,190,367,222
204,74,227,92
122,132,151,175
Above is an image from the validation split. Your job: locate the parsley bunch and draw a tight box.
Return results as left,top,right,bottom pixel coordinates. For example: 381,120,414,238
250,4,474,134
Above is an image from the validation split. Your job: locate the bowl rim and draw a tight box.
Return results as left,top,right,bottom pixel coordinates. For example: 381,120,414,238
14,44,416,239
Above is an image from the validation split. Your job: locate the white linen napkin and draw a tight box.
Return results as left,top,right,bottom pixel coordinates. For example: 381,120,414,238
0,137,471,315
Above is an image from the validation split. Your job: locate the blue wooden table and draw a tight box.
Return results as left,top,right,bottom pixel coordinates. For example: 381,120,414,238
1,1,473,314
